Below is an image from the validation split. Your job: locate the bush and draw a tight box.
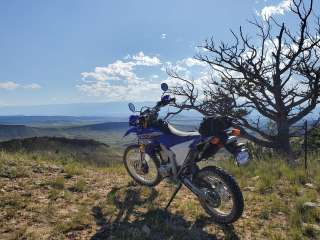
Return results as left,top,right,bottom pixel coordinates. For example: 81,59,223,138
69,179,87,192
63,162,84,178
49,176,65,189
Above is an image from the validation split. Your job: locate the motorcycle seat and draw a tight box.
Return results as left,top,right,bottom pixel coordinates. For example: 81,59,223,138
167,124,200,137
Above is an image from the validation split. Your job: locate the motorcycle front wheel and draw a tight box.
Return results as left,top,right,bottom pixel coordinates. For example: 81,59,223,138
123,144,161,186
194,166,244,224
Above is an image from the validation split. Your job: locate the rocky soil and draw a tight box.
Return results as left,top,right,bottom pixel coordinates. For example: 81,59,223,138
0,151,319,239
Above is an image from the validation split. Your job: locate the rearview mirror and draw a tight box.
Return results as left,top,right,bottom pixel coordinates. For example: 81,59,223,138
128,103,135,112
161,83,168,92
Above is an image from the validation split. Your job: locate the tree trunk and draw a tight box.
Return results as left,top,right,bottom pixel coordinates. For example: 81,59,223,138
276,121,295,163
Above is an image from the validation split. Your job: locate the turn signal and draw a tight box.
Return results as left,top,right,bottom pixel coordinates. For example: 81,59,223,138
211,137,220,145
232,128,241,136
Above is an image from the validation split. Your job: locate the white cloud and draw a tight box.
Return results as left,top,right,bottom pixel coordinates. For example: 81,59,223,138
161,57,208,78
0,100,9,106
78,52,164,101
132,52,161,66
77,79,161,101
177,58,207,67
23,83,42,89
152,74,159,79
0,81,42,90
78,53,211,101
259,0,292,20
81,61,136,81
0,81,20,90
81,52,161,82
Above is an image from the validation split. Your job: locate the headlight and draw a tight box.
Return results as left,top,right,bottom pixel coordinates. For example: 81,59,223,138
235,150,250,166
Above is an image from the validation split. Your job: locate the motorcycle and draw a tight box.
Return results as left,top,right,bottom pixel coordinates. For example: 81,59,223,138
123,83,250,224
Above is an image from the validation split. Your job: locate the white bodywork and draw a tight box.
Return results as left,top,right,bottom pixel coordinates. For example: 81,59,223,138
169,140,194,166
167,124,199,137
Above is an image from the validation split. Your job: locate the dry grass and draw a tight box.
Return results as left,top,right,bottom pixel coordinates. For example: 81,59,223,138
0,150,319,239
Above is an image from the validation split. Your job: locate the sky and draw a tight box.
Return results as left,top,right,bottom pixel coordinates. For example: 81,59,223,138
0,0,315,107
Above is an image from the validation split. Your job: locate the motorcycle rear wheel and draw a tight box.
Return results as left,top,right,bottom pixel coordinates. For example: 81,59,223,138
194,166,244,224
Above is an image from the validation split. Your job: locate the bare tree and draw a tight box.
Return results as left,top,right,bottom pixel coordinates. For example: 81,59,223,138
168,0,320,160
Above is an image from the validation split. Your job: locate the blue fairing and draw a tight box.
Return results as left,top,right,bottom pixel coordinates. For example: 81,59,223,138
123,127,138,137
124,125,203,150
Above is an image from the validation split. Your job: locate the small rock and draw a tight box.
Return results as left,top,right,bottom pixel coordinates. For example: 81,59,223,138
302,223,320,232
303,202,319,209
305,183,316,189
242,212,249,219
142,224,151,236
243,186,255,192
21,191,32,197
297,189,305,196
251,176,260,181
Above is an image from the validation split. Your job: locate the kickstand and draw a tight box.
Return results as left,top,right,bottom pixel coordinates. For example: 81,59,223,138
164,183,182,210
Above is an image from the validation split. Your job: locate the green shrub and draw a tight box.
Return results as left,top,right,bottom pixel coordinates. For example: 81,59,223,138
48,189,62,200
267,193,288,214
70,178,87,192
0,159,29,179
63,162,84,178
54,206,91,233
256,175,276,193
259,208,270,220
49,176,65,189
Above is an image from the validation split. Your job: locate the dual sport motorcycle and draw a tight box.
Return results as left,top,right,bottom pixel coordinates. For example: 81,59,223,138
123,83,250,224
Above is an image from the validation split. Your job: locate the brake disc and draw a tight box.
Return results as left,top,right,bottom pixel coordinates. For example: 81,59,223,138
203,188,221,208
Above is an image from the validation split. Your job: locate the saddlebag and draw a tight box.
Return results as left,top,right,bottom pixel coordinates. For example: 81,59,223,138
198,116,232,137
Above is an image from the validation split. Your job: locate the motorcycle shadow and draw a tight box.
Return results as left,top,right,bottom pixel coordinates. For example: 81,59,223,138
90,183,239,240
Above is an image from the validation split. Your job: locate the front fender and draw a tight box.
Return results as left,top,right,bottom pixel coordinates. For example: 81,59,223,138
123,127,138,138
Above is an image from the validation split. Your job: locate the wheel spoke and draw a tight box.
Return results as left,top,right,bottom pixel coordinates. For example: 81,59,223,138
202,174,235,216
126,147,158,184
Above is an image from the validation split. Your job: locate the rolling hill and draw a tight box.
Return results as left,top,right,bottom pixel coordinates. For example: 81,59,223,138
67,122,129,132
0,116,115,127
0,136,122,166
0,124,40,140
0,120,200,146
0,122,129,144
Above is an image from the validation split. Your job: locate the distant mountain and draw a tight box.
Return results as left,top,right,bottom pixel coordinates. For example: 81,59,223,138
0,120,200,147
0,136,108,151
0,136,121,166
68,122,129,132
0,102,202,120
67,121,200,133
0,116,114,127
0,124,40,140
0,122,128,143
0,102,153,117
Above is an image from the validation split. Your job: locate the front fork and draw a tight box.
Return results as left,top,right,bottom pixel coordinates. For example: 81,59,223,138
138,144,149,174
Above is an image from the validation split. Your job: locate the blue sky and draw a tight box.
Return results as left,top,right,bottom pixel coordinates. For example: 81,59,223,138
0,0,312,106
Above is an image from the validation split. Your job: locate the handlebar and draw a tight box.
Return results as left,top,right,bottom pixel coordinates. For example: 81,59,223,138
140,96,175,117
